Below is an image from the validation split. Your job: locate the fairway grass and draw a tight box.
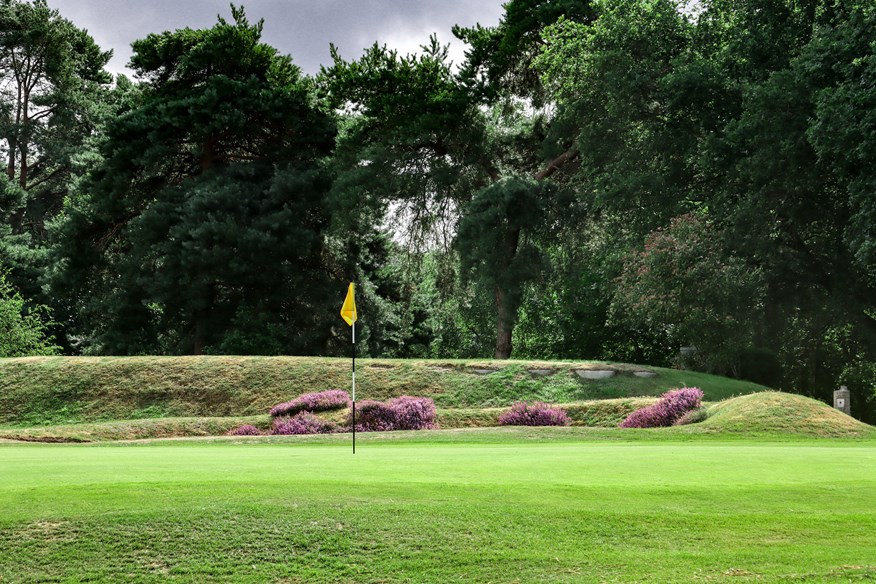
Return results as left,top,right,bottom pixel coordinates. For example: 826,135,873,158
2,434,875,582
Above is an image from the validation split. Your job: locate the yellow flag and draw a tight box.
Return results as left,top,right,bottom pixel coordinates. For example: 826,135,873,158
340,282,357,326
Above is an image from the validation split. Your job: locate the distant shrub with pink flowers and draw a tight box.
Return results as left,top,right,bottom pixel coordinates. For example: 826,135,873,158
498,402,570,426
228,424,262,436
352,400,396,432
620,388,703,428
272,412,338,435
388,396,437,430
270,390,350,417
349,396,437,432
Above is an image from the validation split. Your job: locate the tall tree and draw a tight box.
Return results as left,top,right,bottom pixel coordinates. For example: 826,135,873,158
0,0,111,289
536,0,876,413
55,6,336,355
323,0,595,359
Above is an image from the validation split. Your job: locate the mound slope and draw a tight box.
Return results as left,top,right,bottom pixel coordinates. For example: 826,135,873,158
0,356,767,425
700,391,872,437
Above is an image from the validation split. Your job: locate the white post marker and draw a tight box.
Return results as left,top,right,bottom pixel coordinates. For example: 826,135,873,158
340,283,358,453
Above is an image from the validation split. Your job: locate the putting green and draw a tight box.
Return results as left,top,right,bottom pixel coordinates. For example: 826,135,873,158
1,436,875,582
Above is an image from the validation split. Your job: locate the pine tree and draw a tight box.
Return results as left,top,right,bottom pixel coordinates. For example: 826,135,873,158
54,6,336,355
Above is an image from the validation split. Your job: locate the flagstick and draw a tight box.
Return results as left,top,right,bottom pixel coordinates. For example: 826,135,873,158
352,320,356,454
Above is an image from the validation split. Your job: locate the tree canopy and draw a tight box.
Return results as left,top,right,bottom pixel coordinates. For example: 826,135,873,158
54,7,336,355
0,0,874,419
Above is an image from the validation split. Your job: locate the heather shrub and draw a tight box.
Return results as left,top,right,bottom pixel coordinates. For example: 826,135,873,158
272,412,337,435
228,424,262,436
674,407,709,426
498,402,571,426
388,396,437,430
349,396,437,432
351,400,398,432
620,387,703,428
270,390,351,417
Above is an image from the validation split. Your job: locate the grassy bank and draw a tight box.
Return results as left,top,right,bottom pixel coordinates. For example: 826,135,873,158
2,392,871,443
1,435,875,582
0,356,767,425
1,391,871,443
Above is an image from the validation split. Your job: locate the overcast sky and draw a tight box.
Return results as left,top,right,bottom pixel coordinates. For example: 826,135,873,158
51,0,506,78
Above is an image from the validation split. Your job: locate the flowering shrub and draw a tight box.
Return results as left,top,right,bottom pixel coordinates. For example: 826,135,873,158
620,387,703,428
349,396,437,432
228,424,262,436
272,412,337,435
352,400,396,432
388,396,437,430
498,402,570,426
270,390,351,417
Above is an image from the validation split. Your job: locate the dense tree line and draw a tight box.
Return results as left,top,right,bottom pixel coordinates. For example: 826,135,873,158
0,0,874,419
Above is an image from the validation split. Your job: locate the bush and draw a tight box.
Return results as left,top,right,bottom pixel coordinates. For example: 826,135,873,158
228,424,262,436
0,273,59,358
388,396,438,430
352,400,397,432
270,390,351,417
620,387,703,428
498,402,571,426
349,396,437,432
272,412,337,435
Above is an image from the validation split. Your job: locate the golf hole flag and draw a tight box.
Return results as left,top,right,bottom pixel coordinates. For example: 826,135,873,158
340,283,357,453
340,283,357,327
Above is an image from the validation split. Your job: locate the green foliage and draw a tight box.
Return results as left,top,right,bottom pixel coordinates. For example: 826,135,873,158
323,12,586,358
53,7,336,355
531,0,876,417
0,272,57,357
0,0,873,426
612,213,764,375
512,215,674,364
537,0,697,228
456,177,550,333
0,0,111,295
455,0,596,104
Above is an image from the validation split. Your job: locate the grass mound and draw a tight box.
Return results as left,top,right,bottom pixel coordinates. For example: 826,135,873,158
0,356,767,426
700,391,871,437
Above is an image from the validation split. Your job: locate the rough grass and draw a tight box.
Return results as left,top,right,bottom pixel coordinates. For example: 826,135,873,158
1,392,870,443
0,398,657,442
0,416,270,443
0,356,767,425
3,394,872,443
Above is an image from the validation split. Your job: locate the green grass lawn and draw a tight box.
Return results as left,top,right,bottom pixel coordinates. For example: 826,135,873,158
2,430,875,583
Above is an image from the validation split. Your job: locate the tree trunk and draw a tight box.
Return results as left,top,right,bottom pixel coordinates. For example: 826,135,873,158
494,285,514,359
193,315,207,355
7,79,22,180
6,135,16,180
493,226,521,359
18,140,28,189
487,147,578,359
201,135,218,171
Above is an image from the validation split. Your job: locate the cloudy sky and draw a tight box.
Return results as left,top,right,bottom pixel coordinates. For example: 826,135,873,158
52,0,506,77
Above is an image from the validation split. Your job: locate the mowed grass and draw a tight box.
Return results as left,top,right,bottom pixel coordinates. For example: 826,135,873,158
2,432,875,583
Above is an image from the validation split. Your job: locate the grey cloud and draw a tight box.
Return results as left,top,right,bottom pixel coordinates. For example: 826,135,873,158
50,0,505,76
